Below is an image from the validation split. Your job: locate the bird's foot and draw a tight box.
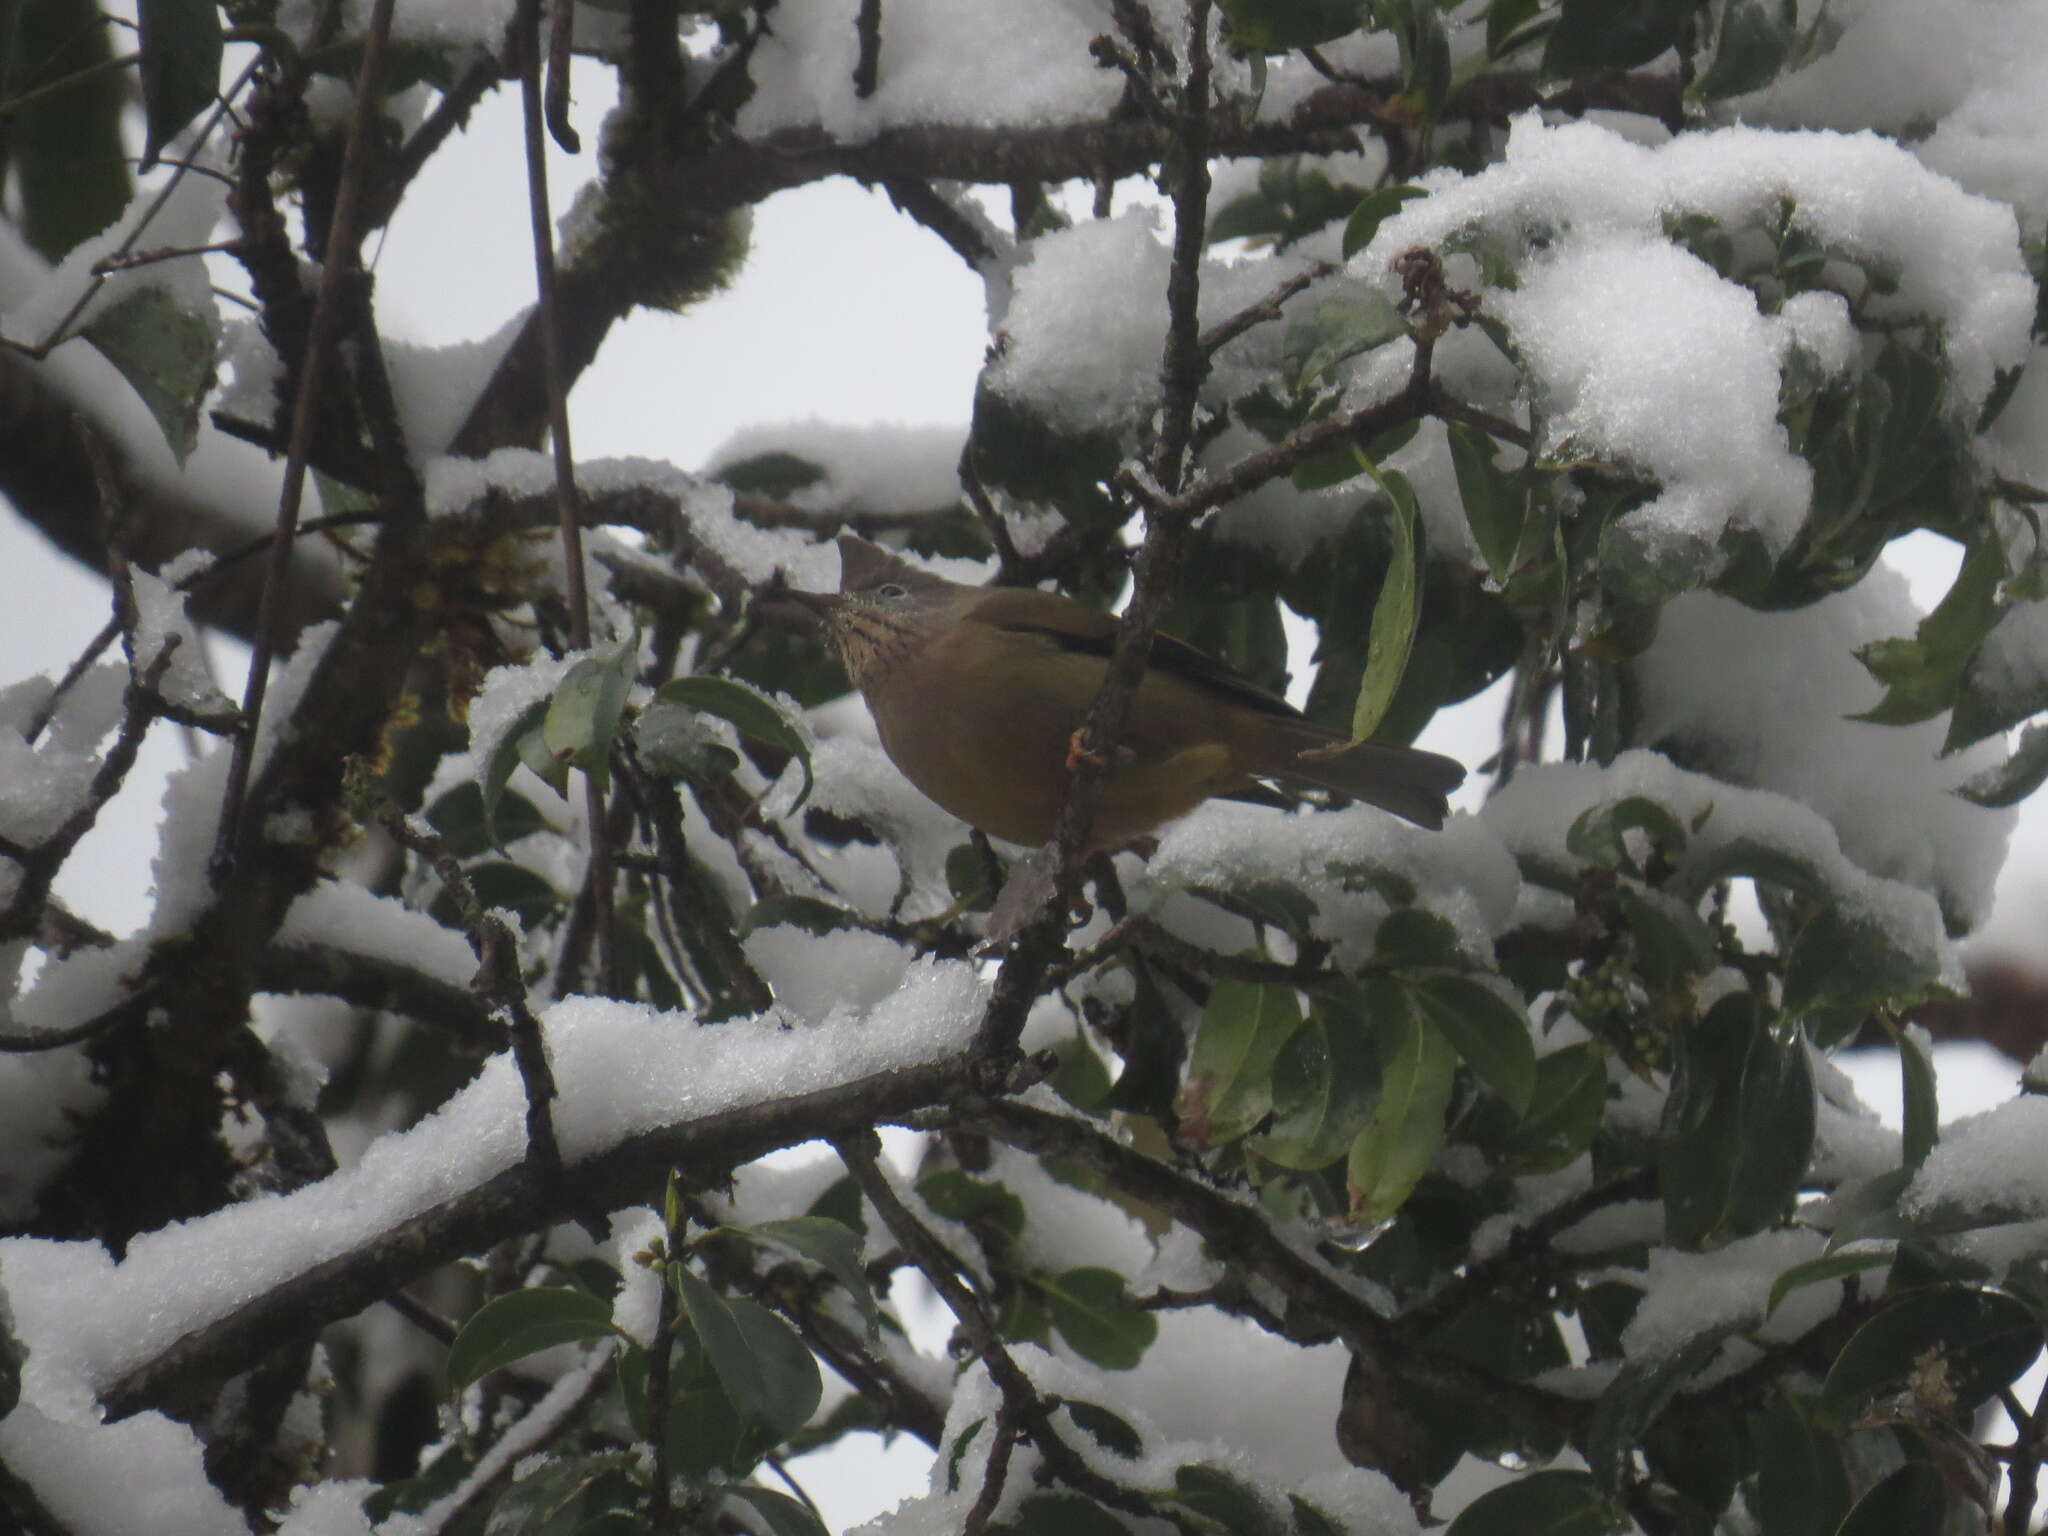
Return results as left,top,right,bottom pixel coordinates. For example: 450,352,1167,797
1065,727,1108,772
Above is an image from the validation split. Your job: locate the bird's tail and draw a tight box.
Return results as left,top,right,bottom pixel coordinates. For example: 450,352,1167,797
1265,725,1467,830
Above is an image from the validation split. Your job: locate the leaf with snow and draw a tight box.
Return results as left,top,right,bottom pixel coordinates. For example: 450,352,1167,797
445,1287,615,1394
1038,1267,1156,1371
137,0,222,170
83,288,216,464
654,675,814,810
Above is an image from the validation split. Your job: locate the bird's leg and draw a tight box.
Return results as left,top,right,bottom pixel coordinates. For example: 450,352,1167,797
1065,725,1108,772
1066,726,1138,773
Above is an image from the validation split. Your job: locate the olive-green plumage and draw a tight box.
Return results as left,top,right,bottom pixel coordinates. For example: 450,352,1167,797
785,535,1465,848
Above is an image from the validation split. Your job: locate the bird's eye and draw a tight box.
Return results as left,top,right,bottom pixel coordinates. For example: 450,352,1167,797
876,582,908,599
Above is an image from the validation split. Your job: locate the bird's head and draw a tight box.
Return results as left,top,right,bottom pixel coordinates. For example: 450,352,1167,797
775,535,962,689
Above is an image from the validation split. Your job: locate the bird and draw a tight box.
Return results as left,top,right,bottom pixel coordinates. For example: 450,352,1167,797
778,534,1466,849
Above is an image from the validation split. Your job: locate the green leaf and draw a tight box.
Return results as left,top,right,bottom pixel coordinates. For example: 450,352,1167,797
1752,1390,1850,1536
1766,1249,1894,1317
1371,906,1469,970
0,1306,20,1421
1038,1267,1157,1371
1328,859,1418,907
1503,1042,1609,1174
736,894,861,938
1695,0,1792,99
670,1267,822,1441
1853,536,2003,728
1827,1169,1916,1248
661,1337,765,1477
1820,1285,2042,1424
1253,989,1381,1170
630,697,740,784
481,1451,638,1536
1386,0,1452,118
1672,834,1826,907
1782,906,1943,1013
428,862,560,931
1175,979,1305,1147
2,0,131,264
428,781,549,858
721,1485,830,1536
82,287,216,464
1542,0,1690,74
446,1288,615,1395
1660,995,1815,1248
1173,1464,1283,1536
916,1170,1027,1244
1834,1461,1947,1536
1485,0,1547,58
544,650,636,792
1615,887,1717,991
1050,1034,1113,1111
1104,963,1190,1118
987,1491,1130,1536
1347,978,1457,1224
1215,0,1362,51
518,709,572,797
1955,719,2048,808
1356,469,1422,744
654,675,815,811
944,1418,986,1493
1287,293,1408,388
944,841,997,910
729,1216,880,1338
1340,184,1427,261
1566,795,1687,879
1446,1469,1624,1535
715,450,824,499
1288,1494,1348,1536
1411,974,1535,1116
1588,1328,1739,1494
1448,422,1525,583
1229,879,1322,938
1059,1399,1144,1460
136,0,222,171
1890,1021,1939,1170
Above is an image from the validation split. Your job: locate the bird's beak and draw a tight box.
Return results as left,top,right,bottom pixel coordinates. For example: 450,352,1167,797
755,584,843,635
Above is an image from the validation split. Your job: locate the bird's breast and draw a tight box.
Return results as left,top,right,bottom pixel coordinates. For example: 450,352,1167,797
861,621,1259,846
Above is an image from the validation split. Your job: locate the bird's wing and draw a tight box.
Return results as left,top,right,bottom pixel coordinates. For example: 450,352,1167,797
964,587,1306,724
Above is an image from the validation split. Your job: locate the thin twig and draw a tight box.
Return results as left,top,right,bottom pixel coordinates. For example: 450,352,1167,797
544,0,579,151
24,615,120,745
0,48,138,122
962,1396,1023,1535
877,176,1000,267
516,0,613,993
0,629,179,956
1198,259,1335,358
764,1454,828,1527
7,55,261,359
382,814,562,1171
963,1097,1586,1487
977,0,1220,1066
645,1212,680,1524
368,52,500,229
2005,1373,2048,1535
853,0,883,97
211,14,394,877
89,238,243,276
957,451,1023,575
834,1130,1165,1525
384,1290,460,1347
1405,1168,1659,1335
